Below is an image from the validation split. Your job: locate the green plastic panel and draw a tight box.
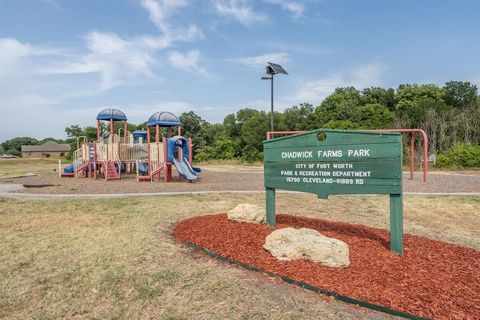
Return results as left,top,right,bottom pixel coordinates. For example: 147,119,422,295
264,129,402,197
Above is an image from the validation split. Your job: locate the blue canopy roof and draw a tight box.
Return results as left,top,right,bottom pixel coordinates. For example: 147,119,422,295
96,108,127,121
147,111,180,127
132,130,148,138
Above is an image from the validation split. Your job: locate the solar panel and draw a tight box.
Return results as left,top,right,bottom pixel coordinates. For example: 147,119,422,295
267,62,288,75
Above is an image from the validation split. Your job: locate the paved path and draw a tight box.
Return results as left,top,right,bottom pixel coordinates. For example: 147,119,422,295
1,188,479,200
1,170,479,200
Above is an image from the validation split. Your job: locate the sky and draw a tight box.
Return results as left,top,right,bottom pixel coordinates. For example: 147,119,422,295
1,0,479,141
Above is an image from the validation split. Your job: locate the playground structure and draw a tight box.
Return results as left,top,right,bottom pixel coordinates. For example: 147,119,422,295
266,129,429,182
61,108,200,182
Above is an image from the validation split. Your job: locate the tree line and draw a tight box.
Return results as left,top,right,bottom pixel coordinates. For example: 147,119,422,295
2,81,479,166
184,81,480,164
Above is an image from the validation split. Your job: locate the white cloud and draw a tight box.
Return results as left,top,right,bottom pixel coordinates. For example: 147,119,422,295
168,50,207,75
0,39,31,81
0,38,65,82
140,0,203,47
1,1,206,93
0,1,210,141
38,32,156,90
229,52,290,70
140,0,187,33
264,0,304,19
293,63,386,104
211,0,267,25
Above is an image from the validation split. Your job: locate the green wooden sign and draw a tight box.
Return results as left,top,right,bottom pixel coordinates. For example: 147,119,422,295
263,129,404,255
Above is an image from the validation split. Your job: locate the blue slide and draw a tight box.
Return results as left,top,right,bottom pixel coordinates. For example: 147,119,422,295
138,162,148,175
167,135,200,182
64,164,74,173
173,157,198,181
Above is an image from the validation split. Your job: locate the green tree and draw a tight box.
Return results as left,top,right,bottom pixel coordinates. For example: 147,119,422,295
64,125,83,138
38,137,65,144
179,111,208,135
211,138,235,159
395,84,447,128
178,111,209,157
282,103,316,130
219,108,270,162
444,81,478,109
361,87,396,111
239,110,269,162
323,120,360,130
223,113,240,139
64,125,99,158
357,103,395,129
1,137,39,156
65,124,98,141
197,123,227,146
315,87,362,125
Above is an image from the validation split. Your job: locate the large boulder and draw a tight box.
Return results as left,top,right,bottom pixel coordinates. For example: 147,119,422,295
263,227,350,268
227,203,265,224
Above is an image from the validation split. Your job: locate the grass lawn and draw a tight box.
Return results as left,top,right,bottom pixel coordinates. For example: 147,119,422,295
0,159,61,180
1,194,479,319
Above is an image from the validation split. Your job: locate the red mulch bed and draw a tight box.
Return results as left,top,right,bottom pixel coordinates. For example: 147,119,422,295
173,214,480,319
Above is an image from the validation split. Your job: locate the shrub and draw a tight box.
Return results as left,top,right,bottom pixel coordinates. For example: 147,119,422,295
436,143,480,168
194,138,235,162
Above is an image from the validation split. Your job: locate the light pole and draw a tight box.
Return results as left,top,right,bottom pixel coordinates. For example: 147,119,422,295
261,62,288,132
261,75,274,131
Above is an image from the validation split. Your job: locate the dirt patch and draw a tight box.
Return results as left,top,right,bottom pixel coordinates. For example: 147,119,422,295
174,214,480,319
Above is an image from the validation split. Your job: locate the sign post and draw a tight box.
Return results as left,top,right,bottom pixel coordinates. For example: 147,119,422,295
263,129,404,255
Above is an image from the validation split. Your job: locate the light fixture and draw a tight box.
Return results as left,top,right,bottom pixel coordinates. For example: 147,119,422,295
261,62,288,131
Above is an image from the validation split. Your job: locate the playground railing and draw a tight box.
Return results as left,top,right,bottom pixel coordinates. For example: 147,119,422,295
112,145,121,178
150,142,164,175
96,142,108,162
125,132,134,145
73,145,88,166
97,134,120,145
119,144,148,162
72,144,89,177
72,149,81,168
110,133,121,144
111,143,120,162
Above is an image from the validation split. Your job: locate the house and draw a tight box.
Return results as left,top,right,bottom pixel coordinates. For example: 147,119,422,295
21,141,71,158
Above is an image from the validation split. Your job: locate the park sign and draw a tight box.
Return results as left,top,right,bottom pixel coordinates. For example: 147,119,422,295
263,129,404,255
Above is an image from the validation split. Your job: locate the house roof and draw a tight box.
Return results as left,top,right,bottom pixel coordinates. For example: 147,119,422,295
21,141,71,152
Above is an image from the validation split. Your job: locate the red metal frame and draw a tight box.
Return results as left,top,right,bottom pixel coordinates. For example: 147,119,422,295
266,131,304,140
93,141,97,179
266,129,428,182
188,137,193,165
97,120,101,141
147,126,151,179
374,129,428,182
123,121,127,143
